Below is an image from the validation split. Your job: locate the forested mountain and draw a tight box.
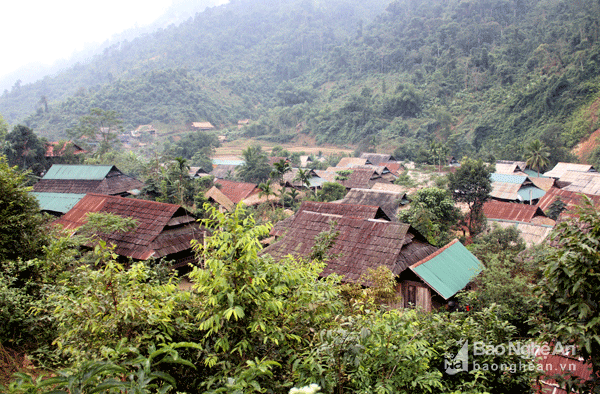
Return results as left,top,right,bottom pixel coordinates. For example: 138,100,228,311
1,0,600,163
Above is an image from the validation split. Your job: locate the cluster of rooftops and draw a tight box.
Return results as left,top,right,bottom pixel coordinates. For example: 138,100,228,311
27,156,600,312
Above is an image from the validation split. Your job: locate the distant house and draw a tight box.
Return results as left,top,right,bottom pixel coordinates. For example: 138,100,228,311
489,173,546,204
54,194,204,269
204,179,263,211
325,167,384,189
495,160,528,176
380,162,404,176
536,187,600,219
237,119,250,128
45,141,87,160
192,122,215,131
268,156,291,166
210,164,238,180
544,162,596,179
555,170,600,195
337,157,371,167
282,168,325,189
263,202,482,311
33,165,145,197
482,200,554,246
359,153,397,166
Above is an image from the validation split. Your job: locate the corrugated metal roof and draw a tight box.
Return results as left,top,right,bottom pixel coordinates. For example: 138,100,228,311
559,170,600,195
486,220,553,247
544,162,595,178
410,239,482,300
212,159,244,166
337,157,369,167
43,165,114,180
31,192,86,214
517,185,547,201
483,200,544,222
490,181,522,200
214,179,258,204
490,173,527,184
359,153,396,166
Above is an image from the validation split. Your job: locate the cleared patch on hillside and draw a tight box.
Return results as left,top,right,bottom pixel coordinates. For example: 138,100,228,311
215,137,354,158
573,98,600,162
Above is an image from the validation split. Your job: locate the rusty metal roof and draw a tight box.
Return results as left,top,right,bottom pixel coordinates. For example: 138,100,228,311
483,200,545,222
536,187,600,216
213,179,258,204
263,211,437,284
536,350,593,394
54,194,200,260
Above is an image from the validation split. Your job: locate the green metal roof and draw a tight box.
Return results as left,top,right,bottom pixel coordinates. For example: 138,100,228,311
410,239,483,300
43,165,114,180
517,185,546,202
31,192,86,213
490,173,527,184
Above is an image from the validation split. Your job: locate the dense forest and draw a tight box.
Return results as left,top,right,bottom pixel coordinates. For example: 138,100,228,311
1,0,600,164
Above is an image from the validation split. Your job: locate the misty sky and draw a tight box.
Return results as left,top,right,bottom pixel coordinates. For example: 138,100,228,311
1,1,176,80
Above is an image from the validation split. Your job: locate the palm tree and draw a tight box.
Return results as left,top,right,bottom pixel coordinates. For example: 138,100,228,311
294,168,312,191
271,159,292,185
525,139,550,177
258,179,277,209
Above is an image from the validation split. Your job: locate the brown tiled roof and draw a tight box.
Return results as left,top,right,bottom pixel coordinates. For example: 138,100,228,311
33,175,144,196
338,188,405,221
214,179,258,204
298,201,391,220
54,194,201,260
263,211,437,283
325,167,379,189
483,200,545,223
359,153,396,166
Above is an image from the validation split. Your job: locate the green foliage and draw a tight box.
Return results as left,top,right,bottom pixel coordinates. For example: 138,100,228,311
316,182,347,202
535,196,600,391
0,155,47,262
236,144,271,183
545,197,567,220
524,139,550,177
68,108,123,155
3,125,48,176
44,244,192,363
447,158,493,236
459,225,536,336
165,131,219,171
398,187,461,246
188,204,343,392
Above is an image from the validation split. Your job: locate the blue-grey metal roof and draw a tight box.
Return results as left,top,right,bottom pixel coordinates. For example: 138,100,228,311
43,165,114,180
490,173,527,184
410,239,483,300
308,176,327,188
517,185,546,201
212,159,244,166
31,192,86,213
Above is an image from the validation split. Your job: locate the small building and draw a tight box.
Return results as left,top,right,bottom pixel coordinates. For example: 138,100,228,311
556,170,600,195
45,141,87,159
489,173,546,204
359,153,397,166
325,167,383,189
54,194,204,269
336,157,371,167
31,192,86,216
536,187,600,219
482,200,554,246
33,165,145,197
192,122,215,131
263,204,482,312
204,179,260,212
544,162,596,179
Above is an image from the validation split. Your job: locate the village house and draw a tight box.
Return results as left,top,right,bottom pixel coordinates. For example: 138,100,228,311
482,200,554,246
54,193,205,270
264,201,482,311
338,188,408,220
204,179,280,211
191,121,215,131
489,173,546,204
45,141,87,162
31,164,145,215
359,152,398,166
536,187,600,219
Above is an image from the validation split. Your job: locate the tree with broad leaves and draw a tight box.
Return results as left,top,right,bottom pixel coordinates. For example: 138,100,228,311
3,125,48,176
447,157,493,236
535,196,600,393
68,108,123,154
237,144,271,183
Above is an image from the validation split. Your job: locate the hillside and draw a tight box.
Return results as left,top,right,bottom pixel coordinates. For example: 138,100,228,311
1,0,600,165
